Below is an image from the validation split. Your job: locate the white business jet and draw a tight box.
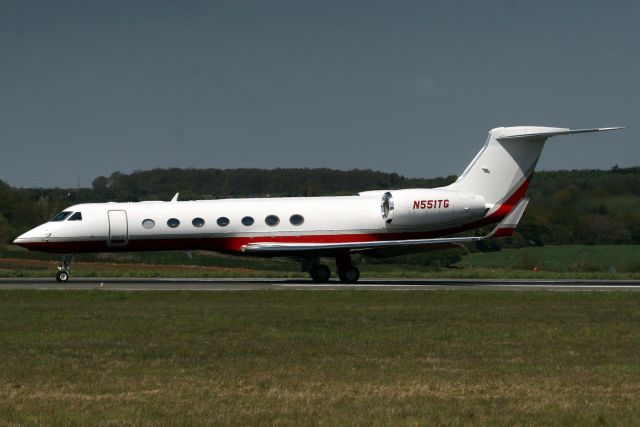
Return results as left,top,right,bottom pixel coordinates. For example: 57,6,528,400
14,126,622,282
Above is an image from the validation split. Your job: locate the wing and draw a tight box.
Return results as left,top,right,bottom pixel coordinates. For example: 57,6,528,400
241,199,529,257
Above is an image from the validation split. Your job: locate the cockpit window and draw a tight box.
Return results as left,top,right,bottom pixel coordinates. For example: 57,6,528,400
51,211,72,222
68,212,83,221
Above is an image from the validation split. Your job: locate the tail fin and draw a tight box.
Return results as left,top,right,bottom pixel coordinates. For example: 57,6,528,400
444,126,623,210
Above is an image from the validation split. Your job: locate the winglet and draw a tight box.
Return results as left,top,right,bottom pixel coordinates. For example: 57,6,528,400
171,193,179,202
488,198,529,238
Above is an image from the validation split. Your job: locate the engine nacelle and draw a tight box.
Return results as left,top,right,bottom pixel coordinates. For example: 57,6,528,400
380,189,488,227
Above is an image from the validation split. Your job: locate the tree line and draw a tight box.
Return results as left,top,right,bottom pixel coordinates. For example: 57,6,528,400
1,166,639,246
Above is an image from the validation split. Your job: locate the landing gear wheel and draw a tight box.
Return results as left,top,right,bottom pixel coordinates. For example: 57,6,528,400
310,264,331,283
338,266,360,283
56,270,70,282
55,254,75,282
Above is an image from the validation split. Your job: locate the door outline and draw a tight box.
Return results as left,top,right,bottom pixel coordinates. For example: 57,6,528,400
108,210,128,246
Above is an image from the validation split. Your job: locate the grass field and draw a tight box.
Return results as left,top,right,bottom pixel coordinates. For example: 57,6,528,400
459,245,640,273
1,290,639,425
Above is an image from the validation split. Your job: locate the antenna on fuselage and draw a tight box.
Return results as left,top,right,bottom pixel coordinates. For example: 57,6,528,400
171,193,179,202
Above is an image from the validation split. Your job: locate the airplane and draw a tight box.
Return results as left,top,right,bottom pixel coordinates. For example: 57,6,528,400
13,126,622,283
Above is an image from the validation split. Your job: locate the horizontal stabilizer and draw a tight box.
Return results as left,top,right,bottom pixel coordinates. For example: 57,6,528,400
497,127,624,141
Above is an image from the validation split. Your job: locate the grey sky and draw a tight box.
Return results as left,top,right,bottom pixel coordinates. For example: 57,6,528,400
1,0,638,188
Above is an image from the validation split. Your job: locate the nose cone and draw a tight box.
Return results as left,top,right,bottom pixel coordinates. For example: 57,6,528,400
13,236,30,250
13,225,50,250
13,233,30,248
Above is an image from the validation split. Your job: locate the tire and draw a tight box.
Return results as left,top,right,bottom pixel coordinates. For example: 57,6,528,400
56,270,70,282
338,267,360,283
310,265,331,283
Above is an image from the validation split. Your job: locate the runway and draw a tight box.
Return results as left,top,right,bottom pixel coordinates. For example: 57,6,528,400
1,278,640,291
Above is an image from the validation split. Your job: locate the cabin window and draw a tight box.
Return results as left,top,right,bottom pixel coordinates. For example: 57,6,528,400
68,212,83,221
217,217,230,227
265,215,280,227
241,216,254,226
51,211,72,222
290,214,304,226
142,219,155,229
167,218,180,228
192,217,205,228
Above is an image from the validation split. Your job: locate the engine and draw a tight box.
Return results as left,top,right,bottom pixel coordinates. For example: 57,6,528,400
379,189,489,228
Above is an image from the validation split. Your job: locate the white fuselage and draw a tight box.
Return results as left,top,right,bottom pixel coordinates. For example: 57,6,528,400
14,188,493,254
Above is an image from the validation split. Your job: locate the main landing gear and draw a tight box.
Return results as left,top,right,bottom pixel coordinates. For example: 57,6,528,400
56,255,75,282
336,253,360,283
309,264,331,283
303,254,360,283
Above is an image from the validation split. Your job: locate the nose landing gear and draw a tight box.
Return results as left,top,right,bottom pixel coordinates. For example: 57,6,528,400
56,255,75,282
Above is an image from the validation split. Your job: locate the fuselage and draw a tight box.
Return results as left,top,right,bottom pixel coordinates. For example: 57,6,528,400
13,187,499,254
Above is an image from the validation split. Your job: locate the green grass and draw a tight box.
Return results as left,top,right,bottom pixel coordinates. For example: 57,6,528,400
460,245,640,273
1,290,640,425
0,244,300,271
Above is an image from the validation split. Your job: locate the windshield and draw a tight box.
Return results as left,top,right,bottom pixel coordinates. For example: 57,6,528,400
50,211,72,222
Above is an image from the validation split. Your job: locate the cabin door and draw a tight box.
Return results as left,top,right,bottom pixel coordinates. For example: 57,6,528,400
108,210,128,246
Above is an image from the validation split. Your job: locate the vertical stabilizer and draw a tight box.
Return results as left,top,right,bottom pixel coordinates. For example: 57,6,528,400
443,126,623,213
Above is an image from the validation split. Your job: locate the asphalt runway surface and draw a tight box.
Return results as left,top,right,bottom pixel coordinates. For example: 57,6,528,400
1,278,640,291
